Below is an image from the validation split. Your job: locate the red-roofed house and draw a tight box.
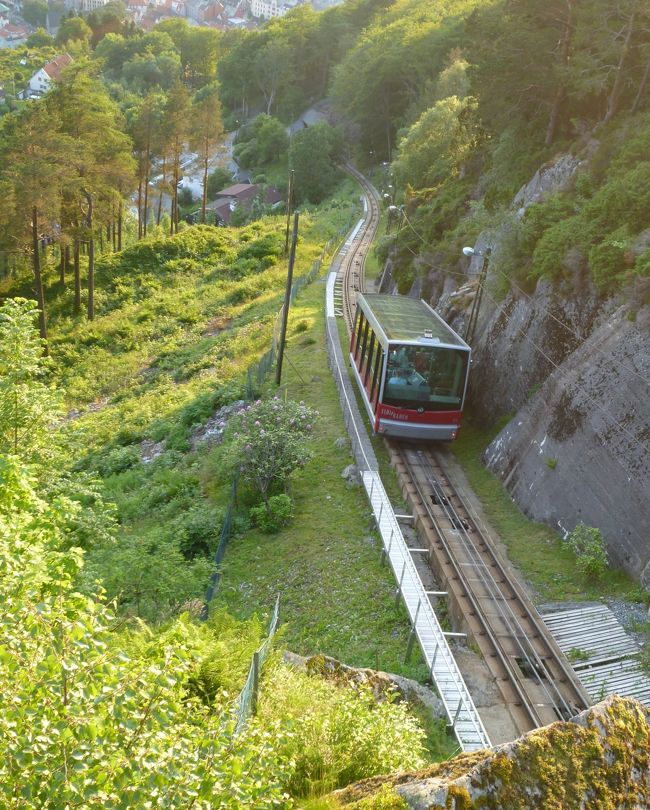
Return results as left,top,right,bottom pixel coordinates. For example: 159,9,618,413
0,22,28,48
203,183,284,224
215,183,260,204
23,53,72,98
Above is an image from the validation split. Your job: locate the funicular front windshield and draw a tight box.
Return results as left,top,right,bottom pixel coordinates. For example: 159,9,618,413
383,344,468,412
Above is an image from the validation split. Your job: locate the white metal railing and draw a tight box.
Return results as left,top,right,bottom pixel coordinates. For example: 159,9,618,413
323,216,491,751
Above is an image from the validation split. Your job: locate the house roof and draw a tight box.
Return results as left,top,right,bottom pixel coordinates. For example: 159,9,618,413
215,183,258,200
204,198,233,222
265,187,284,205
0,22,28,36
43,53,73,81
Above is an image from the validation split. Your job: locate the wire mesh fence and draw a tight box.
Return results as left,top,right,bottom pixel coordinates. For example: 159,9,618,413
202,472,239,619
234,595,281,735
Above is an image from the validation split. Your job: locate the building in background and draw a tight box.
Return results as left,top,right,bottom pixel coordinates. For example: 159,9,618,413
249,0,304,20
64,0,110,12
21,53,72,99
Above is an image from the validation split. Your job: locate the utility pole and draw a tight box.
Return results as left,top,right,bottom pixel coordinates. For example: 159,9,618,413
275,211,299,386
284,168,294,255
464,248,491,345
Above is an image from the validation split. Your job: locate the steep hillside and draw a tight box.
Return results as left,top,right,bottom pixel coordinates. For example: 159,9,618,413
435,146,650,581
309,0,650,583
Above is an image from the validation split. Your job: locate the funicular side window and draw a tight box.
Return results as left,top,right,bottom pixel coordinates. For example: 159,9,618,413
355,314,368,364
358,318,370,367
363,333,376,384
351,308,361,355
370,341,383,400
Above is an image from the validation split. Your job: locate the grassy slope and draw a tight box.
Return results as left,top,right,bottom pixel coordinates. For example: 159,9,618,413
452,416,639,603
214,274,428,680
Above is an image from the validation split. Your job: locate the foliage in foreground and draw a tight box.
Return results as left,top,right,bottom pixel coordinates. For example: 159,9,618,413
0,454,430,806
259,664,427,799
0,457,292,808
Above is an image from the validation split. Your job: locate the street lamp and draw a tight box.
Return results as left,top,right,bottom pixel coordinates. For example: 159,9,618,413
462,246,491,344
386,204,404,235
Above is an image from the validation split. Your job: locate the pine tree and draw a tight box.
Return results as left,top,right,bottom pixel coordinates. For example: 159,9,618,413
189,83,224,223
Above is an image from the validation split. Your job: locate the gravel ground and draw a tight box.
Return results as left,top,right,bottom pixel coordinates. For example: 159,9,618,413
539,599,649,646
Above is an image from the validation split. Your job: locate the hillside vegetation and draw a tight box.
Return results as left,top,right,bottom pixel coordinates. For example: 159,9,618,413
1,0,648,803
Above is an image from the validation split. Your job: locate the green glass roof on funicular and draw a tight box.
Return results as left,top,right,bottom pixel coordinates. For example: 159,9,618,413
359,294,468,347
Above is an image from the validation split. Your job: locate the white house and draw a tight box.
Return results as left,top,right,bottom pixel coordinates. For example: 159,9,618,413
64,0,111,11
23,53,72,98
249,0,302,19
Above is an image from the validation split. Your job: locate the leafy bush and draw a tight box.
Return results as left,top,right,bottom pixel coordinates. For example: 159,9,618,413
172,502,223,558
530,216,592,281
588,233,629,291
250,494,294,534
562,523,608,580
96,444,141,476
259,665,426,798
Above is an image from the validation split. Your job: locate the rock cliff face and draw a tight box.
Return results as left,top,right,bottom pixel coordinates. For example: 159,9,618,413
424,154,650,583
333,696,650,809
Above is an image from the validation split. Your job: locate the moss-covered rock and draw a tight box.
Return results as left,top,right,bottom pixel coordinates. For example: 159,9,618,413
330,696,650,809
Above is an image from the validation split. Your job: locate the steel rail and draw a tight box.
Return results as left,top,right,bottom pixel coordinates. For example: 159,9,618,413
395,444,544,729
426,450,590,707
337,164,589,738
338,164,380,333
415,448,577,721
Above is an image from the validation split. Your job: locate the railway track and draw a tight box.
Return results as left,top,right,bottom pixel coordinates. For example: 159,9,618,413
337,163,381,333
388,443,591,732
339,167,591,737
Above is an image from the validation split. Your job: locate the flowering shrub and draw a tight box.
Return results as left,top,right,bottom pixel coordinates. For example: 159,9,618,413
228,398,318,506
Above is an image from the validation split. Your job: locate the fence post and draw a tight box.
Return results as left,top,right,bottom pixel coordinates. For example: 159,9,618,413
450,698,463,729
395,560,406,608
405,599,421,662
381,527,394,566
430,642,439,678
251,651,260,716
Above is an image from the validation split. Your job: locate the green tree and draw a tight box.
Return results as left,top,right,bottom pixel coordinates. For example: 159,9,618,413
207,166,235,200
162,81,190,235
234,114,288,169
289,122,343,203
392,95,480,191
55,15,92,46
25,27,54,47
189,82,224,223
254,38,292,116
217,29,259,118
130,91,165,237
87,0,128,46
0,104,74,344
48,60,136,319
0,298,58,462
21,0,47,26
